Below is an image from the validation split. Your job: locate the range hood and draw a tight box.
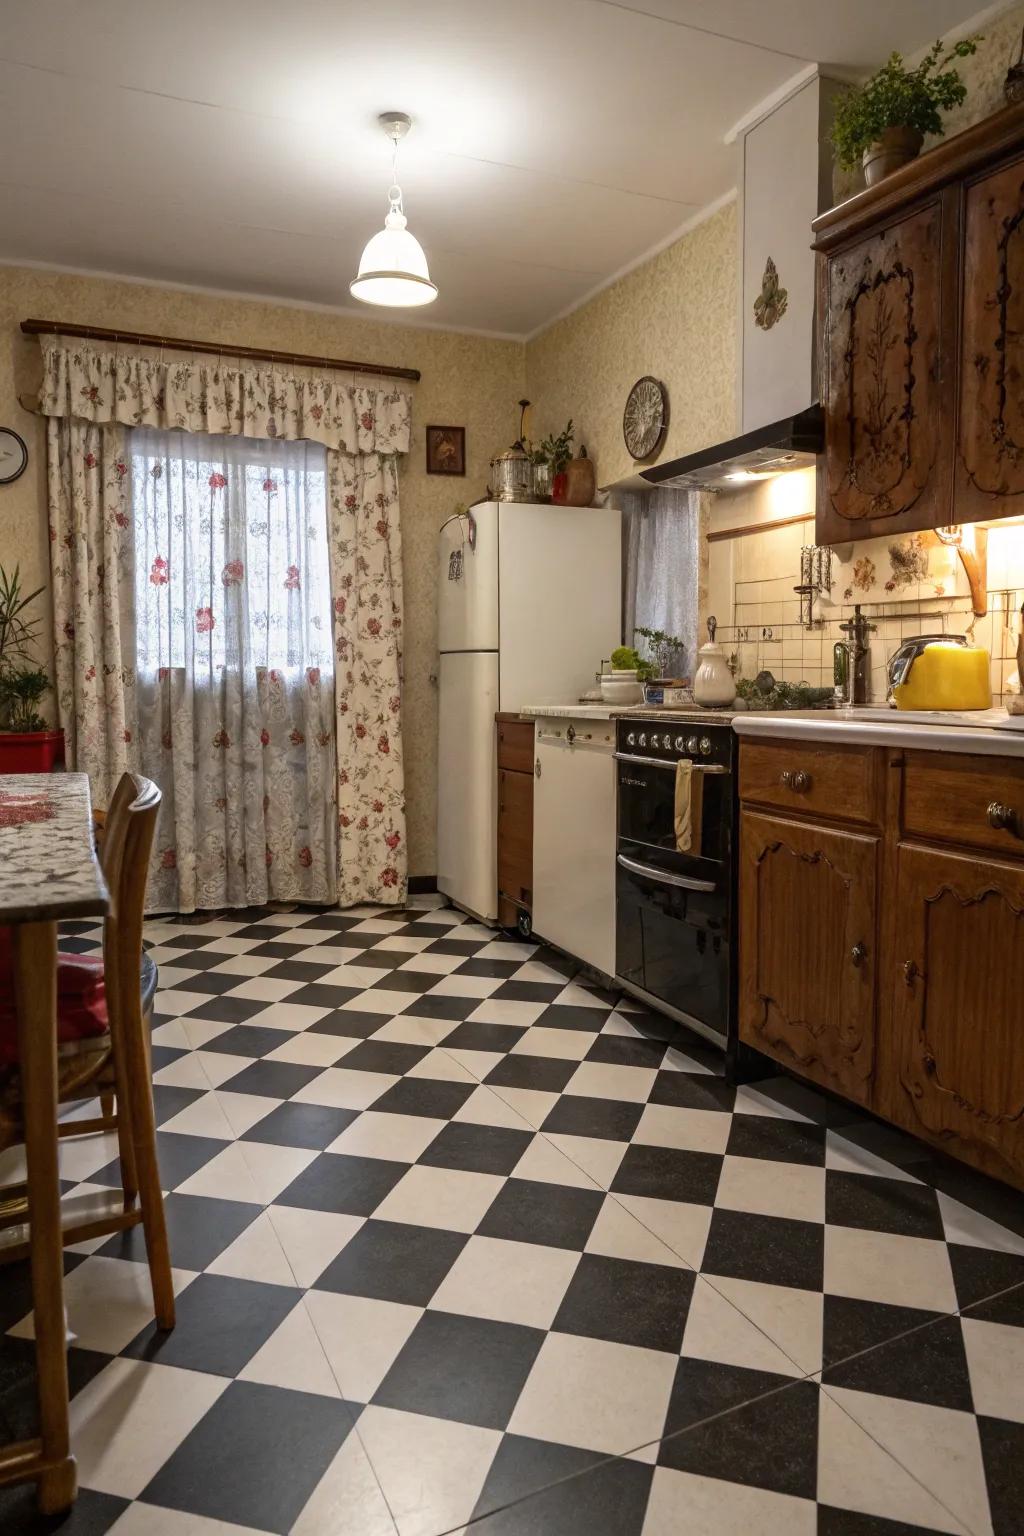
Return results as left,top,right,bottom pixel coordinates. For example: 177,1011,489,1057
640,404,822,492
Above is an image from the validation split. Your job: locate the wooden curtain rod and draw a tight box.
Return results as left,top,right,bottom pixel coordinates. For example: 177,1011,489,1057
19,318,421,383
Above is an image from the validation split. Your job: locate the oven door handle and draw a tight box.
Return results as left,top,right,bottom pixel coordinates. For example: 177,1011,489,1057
614,753,728,774
616,853,716,892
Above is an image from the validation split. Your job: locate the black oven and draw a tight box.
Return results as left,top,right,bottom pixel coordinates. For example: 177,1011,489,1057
615,718,736,1048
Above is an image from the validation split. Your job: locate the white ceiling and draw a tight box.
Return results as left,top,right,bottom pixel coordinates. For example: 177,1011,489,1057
0,0,987,337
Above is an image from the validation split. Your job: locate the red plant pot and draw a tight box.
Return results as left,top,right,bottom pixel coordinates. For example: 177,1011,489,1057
0,730,66,774
551,470,569,504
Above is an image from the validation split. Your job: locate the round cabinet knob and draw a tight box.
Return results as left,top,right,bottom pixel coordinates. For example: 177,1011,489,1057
850,942,867,969
626,732,636,747
686,735,699,754
781,769,812,793
566,724,576,744
674,736,685,751
699,737,712,756
638,734,647,748
987,801,1019,834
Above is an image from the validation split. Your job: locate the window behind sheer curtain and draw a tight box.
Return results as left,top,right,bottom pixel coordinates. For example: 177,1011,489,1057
131,429,334,678
621,487,700,678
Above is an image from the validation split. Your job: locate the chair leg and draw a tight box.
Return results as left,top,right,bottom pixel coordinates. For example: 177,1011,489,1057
121,1006,174,1331
107,1065,138,1210
99,1092,115,1120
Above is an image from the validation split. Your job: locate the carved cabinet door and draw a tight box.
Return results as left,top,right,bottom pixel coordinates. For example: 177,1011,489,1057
957,153,1024,520
818,198,953,544
891,844,1024,1190
738,810,877,1102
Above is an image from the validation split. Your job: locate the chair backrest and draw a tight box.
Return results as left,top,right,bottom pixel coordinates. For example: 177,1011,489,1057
100,774,162,1049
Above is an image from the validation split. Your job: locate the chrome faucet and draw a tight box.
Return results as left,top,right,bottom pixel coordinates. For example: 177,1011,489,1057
834,605,876,706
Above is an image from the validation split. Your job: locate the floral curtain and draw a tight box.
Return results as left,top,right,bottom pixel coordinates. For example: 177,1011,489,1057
40,338,412,909
132,429,336,911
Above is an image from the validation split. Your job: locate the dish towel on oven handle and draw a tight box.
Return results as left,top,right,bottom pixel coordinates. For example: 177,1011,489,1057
674,759,704,856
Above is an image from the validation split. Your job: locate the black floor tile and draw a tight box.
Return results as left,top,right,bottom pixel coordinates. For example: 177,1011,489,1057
659,1364,819,1499
91,1130,225,1191
186,995,271,1024
99,1192,259,1271
823,1309,974,1411
491,981,565,1003
977,1413,1024,1536
277,983,363,1010
124,1273,299,1376
821,1293,944,1370
442,1019,528,1054
533,1004,607,1033
455,958,523,979
541,1094,645,1142
470,1435,622,1528
701,1208,825,1292
816,1508,954,1535
725,1114,827,1166
648,1069,736,1112
418,1121,533,1176
370,1077,476,1120
217,1059,325,1099
552,1254,695,1352
276,1151,407,1216
0,1485,129,1536
313,1219,468,1304
140,1380,352,1534
485,1055,580,1094
585,1034,668,1070
175,970,248,995
477,1178,604,1251
948,1243,1024,1311
373,1310,545,1429
403,993,482,1021
611,1144,723,1206
308,1009,398,1039
338,1039,430,1075
261,958,339,982
201,1023,295,1058
150,1085,206,1124
824,1171,945,1241
371,968,445,992
241,1101,358,1150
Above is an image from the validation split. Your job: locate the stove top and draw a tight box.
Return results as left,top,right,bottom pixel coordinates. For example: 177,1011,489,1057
618,707,740,723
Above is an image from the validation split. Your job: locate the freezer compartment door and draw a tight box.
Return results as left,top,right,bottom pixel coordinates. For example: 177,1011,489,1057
438,504,499,654
437,650,499,921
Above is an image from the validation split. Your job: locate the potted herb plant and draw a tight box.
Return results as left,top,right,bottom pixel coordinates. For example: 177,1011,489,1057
0,565,64,774
539,420,574,504
831,35,982,188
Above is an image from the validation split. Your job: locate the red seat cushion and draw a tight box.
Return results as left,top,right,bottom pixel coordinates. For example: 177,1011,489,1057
0,926,109,1067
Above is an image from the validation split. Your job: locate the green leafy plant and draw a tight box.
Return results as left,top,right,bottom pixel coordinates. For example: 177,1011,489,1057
634,625,686,681
538,420,574,476
0,564,51,733
830,35,982,170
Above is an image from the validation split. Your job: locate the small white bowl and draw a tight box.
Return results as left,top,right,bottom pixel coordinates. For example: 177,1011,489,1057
600,676,644,704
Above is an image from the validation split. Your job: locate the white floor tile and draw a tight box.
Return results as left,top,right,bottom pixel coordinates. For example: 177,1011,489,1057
328,1110,447,1163
266,1205,365,1288
487,1085,561,1129
292,1067,397,1111
72,1358,227,1499
508,1331,677,1456
509,1027,593,1062
545,1133,627,1189
643,1466,817,1536
356,1405,501,1536
158,1091,236,1140
937,1192,1024,1254
466,999,549,1028
452,1086,534,1130
266,1032,358,1067
824,1226,957,1313
584,1198,690,1269
303,1290,422,1401
633,1104,732,1155
681,1277,804,1377
373,1164,505,1233
242,1001,331,1032
406,1048,478,1082
613,1193,713,1269
428,974,502,999
430,1234,580,1329
962,1316,1024,1423
290,1428,399,1536
512,1135,601,1190
703,1274,823,1376
12,1256,196,1354
238,1298,341,1397
214,1090,284,1137
205,1209,298,1287
110,1503,269,1535
715,1156,826,1224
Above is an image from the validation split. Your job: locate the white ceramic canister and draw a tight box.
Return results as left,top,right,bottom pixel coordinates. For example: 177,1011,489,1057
692,617,736,708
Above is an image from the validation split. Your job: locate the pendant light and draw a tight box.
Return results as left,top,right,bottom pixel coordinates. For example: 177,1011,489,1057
350,112,438,309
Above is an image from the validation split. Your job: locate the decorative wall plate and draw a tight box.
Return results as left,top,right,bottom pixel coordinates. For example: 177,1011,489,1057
0,428,28,485
623,376,668,462
753,256,788,331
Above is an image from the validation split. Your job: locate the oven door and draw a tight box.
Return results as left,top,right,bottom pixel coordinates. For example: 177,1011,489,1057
616,755,730,866
615,849,730,1044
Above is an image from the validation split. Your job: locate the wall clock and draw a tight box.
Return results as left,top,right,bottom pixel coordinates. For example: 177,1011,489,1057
623,377,668,462
0,428,28,485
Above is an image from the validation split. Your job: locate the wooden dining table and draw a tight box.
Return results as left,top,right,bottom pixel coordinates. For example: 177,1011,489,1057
0,772,109,1514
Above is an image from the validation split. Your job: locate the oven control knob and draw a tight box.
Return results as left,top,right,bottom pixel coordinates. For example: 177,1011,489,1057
638,733,647,748
673,735,685,751
626,731,636,747
686,735,699,754
649,733,660,748
700,737,712,755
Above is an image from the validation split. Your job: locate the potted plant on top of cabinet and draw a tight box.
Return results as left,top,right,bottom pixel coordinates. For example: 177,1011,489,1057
831,34,983,187
0,564,64,773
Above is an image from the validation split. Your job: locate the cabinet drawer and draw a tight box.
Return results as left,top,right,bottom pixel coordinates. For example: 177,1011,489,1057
497,719,534,774
902,750,1024,859
739,739,879,826
497,768,533,909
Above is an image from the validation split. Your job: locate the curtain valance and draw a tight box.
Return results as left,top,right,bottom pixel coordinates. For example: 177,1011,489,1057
38,339,412,456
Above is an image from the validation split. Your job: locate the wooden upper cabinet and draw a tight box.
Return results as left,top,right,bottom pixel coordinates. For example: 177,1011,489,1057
738,809,878,1102
818,200,952,543
956,153,1024,519
890,843,1024,1190
813,103,1024,544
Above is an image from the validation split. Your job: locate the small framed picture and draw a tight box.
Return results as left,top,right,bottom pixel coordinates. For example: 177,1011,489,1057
426,425,465,476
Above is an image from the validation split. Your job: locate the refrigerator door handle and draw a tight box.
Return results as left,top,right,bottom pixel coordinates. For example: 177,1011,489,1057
616,853,716,893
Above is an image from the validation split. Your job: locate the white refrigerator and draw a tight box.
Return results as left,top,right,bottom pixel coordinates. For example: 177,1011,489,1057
437,500,622,922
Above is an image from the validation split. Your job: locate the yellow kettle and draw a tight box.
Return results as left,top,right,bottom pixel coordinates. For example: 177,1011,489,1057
890,640,991,711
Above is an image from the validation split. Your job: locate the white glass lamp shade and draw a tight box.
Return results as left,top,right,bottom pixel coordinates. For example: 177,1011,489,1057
350,205,438,308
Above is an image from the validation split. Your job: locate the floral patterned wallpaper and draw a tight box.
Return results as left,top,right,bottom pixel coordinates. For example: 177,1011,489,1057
0,265,525,877
525,201,738,491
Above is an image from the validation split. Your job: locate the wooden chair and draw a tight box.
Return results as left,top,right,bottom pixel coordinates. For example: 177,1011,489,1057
0,773,175,1332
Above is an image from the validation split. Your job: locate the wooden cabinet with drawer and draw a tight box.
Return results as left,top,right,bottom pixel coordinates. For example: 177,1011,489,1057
738,732,1024,1190
495,715,534,933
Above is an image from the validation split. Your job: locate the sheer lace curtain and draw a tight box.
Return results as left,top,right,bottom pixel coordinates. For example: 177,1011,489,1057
622,487,703,677
132,429,336,911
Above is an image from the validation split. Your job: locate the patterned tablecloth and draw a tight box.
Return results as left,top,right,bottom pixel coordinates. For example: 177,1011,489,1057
0,773,109,924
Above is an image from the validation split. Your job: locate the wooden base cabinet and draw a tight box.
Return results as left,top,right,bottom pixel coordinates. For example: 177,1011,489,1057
887,843,1024,1189
738,737,1024,1191
739,811,877,1101
496,716,534,933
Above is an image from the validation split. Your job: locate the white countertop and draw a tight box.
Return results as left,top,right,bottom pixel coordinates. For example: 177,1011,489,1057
519,704,619,720
734,706,1024,757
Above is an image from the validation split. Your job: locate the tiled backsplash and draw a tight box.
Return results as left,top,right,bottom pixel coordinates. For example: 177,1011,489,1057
705,472,1024,704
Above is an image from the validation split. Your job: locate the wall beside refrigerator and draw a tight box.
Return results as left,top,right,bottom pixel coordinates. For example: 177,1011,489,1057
437,501,621,923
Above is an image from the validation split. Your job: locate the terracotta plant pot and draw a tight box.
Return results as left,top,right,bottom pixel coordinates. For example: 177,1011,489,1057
553,447,597,507
862,126,924,188
0,729,65,774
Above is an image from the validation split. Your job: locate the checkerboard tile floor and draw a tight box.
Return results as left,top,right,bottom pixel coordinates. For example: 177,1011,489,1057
2,896,1023,1535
